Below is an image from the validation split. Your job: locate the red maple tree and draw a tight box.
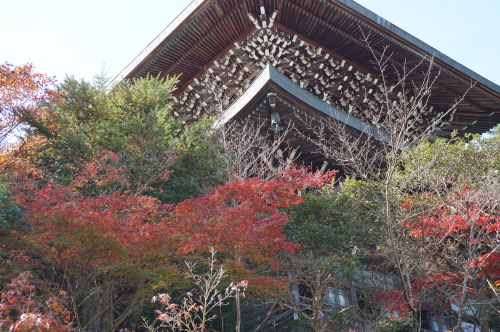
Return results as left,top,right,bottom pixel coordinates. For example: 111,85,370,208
16,153,334,276
0,62,58,145
0,272,74,332
378,186,500,317
11,151,335,328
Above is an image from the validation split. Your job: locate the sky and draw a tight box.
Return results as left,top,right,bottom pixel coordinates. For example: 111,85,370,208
1,0,499,87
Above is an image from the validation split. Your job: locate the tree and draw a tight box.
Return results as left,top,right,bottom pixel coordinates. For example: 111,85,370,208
274,188,381,332
0,63,58,186
11,147,333,331
390,135,500,332
0,272,74,332
15,74,182,195
0,71,232,204
168,168,334,271
0,63,341,330
155,119,224,203
297,31,472,331
212,119,299,181
145,248,248,332
14,152,174,331
368,133,500,332
0,62,58,146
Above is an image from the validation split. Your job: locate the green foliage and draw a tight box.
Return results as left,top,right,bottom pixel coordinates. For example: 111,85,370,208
0,179,27,288
489,306,500,330
378,317,412,332
35,74,181,191
281,185,379,308
21,74,224,202
284,186,377,257
341,177,386,212
150,119,225,204
400,134,500,192
0,179,23,232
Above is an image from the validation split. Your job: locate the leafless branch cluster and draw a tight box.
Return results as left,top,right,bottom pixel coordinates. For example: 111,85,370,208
211,119,299,181
297,31,469,182
288,30,483,332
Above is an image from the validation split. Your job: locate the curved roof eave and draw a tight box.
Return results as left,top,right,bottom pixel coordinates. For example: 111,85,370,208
335,0,500,94
111,0,500,97
216,63,390,143
110,0,211,87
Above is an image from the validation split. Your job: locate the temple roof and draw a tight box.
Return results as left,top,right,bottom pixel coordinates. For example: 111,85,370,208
216,63,388,141
111,0,500,136
214,63,389,163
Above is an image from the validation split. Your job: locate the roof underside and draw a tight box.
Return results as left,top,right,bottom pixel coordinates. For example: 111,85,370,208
112,0,500,136
215,63,389,164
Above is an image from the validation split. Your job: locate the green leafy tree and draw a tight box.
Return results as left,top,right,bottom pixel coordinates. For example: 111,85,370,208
284,186,377,257
16,74,224,203
32,74,181,194
0,180,23,232
152,119,224,204
276,187,380,332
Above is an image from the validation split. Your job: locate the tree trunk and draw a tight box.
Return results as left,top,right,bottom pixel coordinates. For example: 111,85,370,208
235,292,241,332
478,276,490,332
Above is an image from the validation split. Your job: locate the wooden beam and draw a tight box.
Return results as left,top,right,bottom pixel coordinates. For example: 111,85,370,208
174,25,255,96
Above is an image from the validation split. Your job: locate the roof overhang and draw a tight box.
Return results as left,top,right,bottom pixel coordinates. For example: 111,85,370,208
111,0,500,136
111,0,210,86
113,0,500,96
216,63,390,144
336,0,500,94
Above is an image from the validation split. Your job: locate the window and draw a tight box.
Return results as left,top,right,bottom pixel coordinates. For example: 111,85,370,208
325,288,350,306
426,314,455,332
428,316,446,332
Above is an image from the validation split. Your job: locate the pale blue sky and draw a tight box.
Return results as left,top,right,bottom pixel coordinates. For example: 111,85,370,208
1,0,499,86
